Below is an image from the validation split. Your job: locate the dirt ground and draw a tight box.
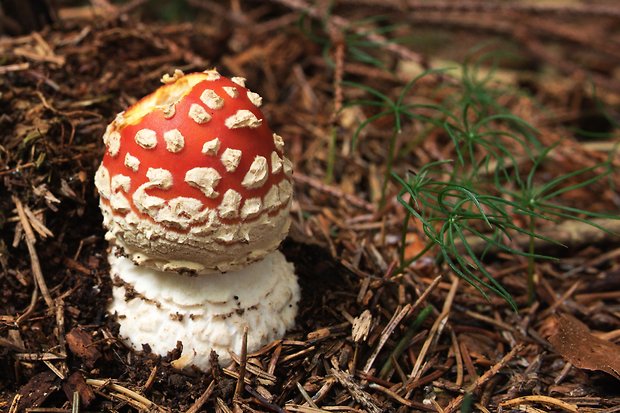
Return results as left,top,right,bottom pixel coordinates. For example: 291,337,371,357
1,1,620,412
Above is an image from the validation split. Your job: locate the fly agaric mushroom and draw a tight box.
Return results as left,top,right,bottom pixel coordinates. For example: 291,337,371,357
94,69,299,370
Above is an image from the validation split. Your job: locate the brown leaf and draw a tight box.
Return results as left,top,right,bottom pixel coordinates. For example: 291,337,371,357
66,327,101,368
548,314,620,380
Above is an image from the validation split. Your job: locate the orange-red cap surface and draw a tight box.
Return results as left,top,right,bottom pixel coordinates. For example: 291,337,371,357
95,69,293,274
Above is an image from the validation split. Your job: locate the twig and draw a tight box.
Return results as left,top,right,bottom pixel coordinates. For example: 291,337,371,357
216,397,233,413
15,287,38,325
142,366,158,392
185,380,215,413
443,344,524,413
8,395,21,413
234,325,249,401
72,391,80,413
12,196,54,310
0,62,30,74
378,305,433,379
368,383,433,411
410,277,459,380
407,275,442,317
363,304,411,374
86,379,162,411
296,382,319,408
500,395,578,412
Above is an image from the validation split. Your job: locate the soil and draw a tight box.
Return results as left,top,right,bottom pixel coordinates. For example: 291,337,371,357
1,1,620,412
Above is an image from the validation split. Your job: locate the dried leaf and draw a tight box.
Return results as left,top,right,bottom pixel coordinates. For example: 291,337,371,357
548,314,620,380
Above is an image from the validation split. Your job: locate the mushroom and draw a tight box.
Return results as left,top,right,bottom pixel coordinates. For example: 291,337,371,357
94,69,299,370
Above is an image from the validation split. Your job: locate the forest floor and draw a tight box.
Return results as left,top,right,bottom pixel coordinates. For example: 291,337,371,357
1,1,620,412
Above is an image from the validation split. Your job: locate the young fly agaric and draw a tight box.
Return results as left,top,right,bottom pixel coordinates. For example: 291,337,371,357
94,69,299,370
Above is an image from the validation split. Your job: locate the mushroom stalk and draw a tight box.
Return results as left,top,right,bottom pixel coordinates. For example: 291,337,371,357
109,248,298,370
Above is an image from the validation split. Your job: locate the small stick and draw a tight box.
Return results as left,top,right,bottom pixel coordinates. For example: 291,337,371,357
267,342,282,376
8,394,21,413
86,379,161,410
379,305,433,379
12,196,54,310
185,380,215,413
216,397,233,413
43,360,65,380
450,330,464,387
459,340,477,382
143,366,158,392
55,298,67,357
234,325,249,401
368,383,421,409
443,344,523,413
363,304,411,373
410,277,459,379
0,62,30,74
500,395,578,412
15,287,38,325
296,382,319,408
407,275,442,317
72,391,80,413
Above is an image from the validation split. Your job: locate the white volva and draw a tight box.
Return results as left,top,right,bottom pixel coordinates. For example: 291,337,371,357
109,250,299,370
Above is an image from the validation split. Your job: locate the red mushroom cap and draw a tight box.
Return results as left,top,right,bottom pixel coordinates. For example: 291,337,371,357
94,69,293,274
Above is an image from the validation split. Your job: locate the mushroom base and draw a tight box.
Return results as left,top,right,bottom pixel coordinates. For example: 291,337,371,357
108,249,299,370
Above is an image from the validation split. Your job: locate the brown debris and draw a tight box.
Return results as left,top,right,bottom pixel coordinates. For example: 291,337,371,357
65,327,102,368
16,370,61,410
62,371,96,408
549,314,620,381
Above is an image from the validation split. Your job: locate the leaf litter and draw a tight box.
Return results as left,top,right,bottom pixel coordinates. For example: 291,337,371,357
1,1,620,412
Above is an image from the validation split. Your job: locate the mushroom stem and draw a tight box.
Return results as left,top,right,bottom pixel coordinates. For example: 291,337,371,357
108,248,299,370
